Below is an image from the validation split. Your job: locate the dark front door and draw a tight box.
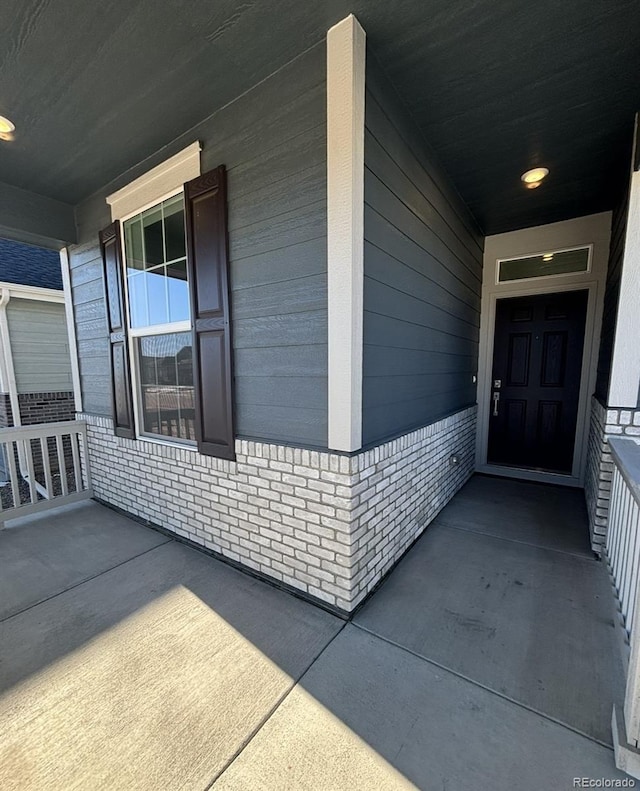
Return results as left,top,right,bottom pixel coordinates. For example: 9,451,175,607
487,290,588,474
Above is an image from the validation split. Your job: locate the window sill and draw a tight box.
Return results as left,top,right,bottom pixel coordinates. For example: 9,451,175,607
135,433,198,453
125,431,238,473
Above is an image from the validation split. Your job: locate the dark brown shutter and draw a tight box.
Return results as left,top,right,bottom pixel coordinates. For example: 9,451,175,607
99,221,135,439
184,165,235,460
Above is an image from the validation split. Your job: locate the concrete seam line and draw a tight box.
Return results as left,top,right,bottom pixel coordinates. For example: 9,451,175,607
351,622,615,752
0,538,172,625
434,520,601,563
203,622,349,791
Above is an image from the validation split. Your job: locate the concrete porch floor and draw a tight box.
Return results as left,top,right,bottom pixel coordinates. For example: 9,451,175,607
0,475,628,790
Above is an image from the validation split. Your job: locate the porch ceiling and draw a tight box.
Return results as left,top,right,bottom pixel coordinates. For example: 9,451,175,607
1,0,638,235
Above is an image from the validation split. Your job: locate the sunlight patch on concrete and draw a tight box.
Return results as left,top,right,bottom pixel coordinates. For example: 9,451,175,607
0,584,297,791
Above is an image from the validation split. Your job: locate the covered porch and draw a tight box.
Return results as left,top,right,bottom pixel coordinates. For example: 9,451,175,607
0,474,627,789
2,2,640,786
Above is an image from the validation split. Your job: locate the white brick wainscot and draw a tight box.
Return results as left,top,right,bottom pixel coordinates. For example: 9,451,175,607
586,396,640,553
81,406,476,612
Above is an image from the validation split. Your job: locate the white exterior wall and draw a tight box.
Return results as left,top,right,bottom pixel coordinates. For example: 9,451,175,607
82,405,475,611
609,164,640,408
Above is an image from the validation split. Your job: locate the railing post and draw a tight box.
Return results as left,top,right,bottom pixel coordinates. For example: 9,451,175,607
55,434,69,497
6,438,20,509
71,431,82,493
40,436,54,500
23,439,37,504
80,424,91,492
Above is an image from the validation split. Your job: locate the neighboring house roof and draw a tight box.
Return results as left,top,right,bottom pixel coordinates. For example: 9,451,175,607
0,238,62,291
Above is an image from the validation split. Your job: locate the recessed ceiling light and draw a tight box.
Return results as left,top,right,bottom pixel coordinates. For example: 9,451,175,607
542,253,553,262
521,167,549,186
0,115,15,135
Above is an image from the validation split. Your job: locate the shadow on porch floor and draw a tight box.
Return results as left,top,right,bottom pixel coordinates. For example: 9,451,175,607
0,475,628,790
354,474,625,747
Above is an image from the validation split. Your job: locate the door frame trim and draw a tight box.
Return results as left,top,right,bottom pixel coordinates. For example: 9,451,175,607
477,282,598,487
476,213,612,488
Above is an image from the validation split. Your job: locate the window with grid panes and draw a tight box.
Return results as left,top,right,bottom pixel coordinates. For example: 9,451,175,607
123,194,195,442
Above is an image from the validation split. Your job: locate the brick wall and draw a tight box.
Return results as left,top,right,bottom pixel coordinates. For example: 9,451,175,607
80,405,476,612
585,396,640,552
18,392,75,425
350,408,476,601
0,391,75,427
0,393,11,428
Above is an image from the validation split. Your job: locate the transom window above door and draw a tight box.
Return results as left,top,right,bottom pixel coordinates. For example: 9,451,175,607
497,246,591,284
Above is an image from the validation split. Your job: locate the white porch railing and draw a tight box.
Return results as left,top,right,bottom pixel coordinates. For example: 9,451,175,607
0,420,92,525
607,437,640,776
606,439,640,638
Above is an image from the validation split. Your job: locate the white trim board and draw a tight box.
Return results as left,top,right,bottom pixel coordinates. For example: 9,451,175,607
610,159,640,407
476,212,612,486
0,290,10,392
60,248,83,413
326,14,366,452
0,289,19,425
106,142,201,222
0,282,65,303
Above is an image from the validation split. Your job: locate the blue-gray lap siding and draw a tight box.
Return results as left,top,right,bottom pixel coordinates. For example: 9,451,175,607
68,43,328,447
362,52,484,446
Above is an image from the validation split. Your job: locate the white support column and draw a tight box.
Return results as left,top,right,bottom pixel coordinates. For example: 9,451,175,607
610,116,640,408
0,288,19,427
60,247,83,413
0,301,8,393
327,14,366,452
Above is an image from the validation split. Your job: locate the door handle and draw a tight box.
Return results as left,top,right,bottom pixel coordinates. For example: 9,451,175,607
492,391,500,417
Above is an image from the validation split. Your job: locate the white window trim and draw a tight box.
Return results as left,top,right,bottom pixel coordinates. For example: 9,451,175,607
122,201,194,447
128,320,191,338
109,145,201,446
131,330,197,448
117,186,185,226
0,281,65,303
107,142,201,222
